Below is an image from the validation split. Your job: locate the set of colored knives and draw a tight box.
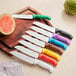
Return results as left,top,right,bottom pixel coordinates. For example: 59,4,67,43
10,14,73,72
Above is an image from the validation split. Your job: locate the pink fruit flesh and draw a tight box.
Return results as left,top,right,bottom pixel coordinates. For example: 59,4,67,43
0,14,15,34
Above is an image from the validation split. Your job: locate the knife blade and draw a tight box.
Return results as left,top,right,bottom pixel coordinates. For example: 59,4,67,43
18,40,61,61
33,22,73,40
12,14,51,20
15,45,57,66
10,51,34,64
10,51,54,72
25,31,67,50
15,46,38,58
22,35,45,47
22,35,63,55
33,22,55,33
30,26,70,45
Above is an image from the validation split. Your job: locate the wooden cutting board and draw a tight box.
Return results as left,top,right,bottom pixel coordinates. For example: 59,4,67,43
0,6,53,54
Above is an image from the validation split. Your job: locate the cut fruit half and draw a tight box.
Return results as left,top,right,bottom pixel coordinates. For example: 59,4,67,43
0,14,16,35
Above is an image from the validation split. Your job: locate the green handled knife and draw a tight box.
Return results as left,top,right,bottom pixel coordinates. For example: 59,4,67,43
12,14,51,20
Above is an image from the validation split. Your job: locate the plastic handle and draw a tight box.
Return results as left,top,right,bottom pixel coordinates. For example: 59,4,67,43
55,28,73,40
53,33,70,45
41,48,60,61
48,38,67,50
32,14,51,20
38,53,57,66
45,43,63,55
34,59,54,72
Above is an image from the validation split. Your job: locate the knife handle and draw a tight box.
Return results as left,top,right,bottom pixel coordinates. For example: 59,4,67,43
55,28,73,40
53,33,70,45
48,38,67,50
42,48,60,61
34,59,54,72
38,53,57,66
45,43,63,55
32,14,51,20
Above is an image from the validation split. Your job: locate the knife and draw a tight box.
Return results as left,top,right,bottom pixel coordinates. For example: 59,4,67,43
25,31,67,50
10,51,54,72
18,40,61,61
15,45,57,66
12,14,51,20
33,22,73,40
30,26,70,45
22,35,63,55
